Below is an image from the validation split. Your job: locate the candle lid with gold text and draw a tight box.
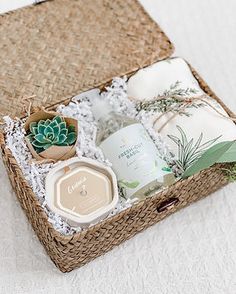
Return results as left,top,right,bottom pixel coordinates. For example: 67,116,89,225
45,157,119,227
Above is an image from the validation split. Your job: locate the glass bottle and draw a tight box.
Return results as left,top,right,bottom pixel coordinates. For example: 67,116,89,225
91,98,175,200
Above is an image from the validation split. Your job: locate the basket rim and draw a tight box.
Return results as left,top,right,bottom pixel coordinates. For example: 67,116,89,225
0,60,235,243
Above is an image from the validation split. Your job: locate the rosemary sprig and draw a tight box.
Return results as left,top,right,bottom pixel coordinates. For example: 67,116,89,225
163,81,198,97
136,81,204,116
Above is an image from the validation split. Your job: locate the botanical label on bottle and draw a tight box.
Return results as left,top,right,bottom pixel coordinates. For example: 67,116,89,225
100,123,173,198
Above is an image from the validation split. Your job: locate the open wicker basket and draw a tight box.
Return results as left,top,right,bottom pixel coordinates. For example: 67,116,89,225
0,0,234,272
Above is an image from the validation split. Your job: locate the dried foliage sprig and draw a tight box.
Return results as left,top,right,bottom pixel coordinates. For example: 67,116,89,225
223,164,236,182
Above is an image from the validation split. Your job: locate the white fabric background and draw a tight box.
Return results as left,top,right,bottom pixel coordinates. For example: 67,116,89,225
0,0,236,293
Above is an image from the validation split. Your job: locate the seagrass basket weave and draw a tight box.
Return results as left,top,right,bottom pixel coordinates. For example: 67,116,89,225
0,0,234,272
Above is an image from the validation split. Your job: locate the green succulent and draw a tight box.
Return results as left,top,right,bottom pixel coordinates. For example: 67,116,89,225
26,116,77,153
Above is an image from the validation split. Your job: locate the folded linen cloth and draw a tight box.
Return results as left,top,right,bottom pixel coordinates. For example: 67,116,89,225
127,58,236,168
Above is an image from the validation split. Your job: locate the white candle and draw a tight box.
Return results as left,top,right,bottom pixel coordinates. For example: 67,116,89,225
45,157,119,227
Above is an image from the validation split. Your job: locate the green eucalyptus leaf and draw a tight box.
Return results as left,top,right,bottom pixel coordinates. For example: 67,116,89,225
217,142,236,163
182,141,235,179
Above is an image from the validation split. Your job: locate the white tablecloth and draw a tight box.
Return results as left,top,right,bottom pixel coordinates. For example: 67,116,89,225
0,0,236,293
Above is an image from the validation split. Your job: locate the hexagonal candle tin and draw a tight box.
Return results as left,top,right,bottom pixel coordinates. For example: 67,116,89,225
45,157,119,227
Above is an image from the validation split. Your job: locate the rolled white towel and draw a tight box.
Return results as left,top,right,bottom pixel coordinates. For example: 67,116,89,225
127,57,204,100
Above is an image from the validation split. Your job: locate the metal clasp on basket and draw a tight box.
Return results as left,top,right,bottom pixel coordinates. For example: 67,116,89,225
156,198,179,213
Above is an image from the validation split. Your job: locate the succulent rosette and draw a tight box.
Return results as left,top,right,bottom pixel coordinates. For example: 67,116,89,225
27,116,76,153
24,110,78,161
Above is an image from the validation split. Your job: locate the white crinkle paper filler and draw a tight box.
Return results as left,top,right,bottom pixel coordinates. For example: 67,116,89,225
4,77,173,235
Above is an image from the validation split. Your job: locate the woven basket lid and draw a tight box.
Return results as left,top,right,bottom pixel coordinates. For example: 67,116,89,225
0,0,174,119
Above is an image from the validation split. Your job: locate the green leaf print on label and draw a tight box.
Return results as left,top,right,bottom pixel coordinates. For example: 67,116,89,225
162,166,172,172
118,180,140,189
